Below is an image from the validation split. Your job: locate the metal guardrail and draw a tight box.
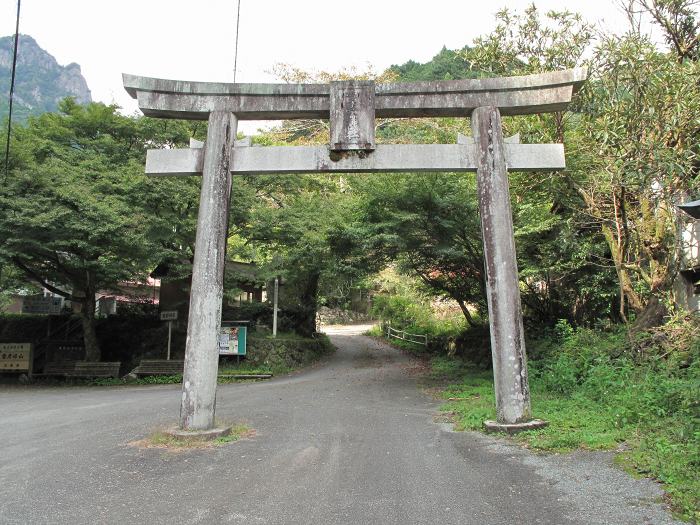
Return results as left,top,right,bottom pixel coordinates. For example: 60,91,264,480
386,326,428,347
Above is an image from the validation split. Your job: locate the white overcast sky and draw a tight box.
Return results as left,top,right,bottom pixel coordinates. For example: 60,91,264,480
1,1,641,133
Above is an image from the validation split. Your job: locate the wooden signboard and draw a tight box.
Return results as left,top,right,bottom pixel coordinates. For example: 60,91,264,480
0,343,33,373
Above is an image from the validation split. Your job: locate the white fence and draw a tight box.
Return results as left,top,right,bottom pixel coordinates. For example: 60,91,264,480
386,326,428,347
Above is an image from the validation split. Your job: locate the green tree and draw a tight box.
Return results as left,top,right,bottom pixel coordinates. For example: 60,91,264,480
388,46,477,81
354,9,611,328
627,0,699,61
230,170,361,335
462,3,700,326
0,100,199,359
357,173,486,326
573,32,700,323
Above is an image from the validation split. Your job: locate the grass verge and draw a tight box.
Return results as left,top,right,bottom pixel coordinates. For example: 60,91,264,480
130,423,253,451
433,353,699,523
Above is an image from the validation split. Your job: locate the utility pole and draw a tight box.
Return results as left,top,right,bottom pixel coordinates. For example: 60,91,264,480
272,277,279,338
167,319,172,360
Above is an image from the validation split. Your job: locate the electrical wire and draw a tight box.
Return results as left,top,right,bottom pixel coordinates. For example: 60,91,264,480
4,0,21,179
233,0,241,83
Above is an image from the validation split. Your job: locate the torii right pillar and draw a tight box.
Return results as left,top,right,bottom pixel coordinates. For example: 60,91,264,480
472,106,547,432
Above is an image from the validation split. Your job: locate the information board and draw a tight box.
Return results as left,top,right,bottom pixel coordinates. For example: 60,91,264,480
0,343,32,372
218,326,247,356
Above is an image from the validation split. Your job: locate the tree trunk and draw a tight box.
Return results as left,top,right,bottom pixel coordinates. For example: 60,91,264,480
80,279,101,361
602,225,644,317
299,271,321,337
456,299,478,327
632,295,668,332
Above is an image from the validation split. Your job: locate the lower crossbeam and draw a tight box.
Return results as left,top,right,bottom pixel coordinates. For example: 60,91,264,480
145,143,565,176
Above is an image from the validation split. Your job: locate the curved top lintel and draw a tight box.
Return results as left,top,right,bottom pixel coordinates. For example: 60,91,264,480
123,68,587,98
122,68,587,120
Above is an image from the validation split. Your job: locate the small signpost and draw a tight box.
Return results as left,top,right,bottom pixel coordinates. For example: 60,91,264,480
160,310,178,360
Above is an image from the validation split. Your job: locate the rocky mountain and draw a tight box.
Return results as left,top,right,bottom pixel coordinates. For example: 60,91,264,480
0,34,91,121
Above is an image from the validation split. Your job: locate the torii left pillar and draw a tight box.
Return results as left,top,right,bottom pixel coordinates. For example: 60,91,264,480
180,111,237,431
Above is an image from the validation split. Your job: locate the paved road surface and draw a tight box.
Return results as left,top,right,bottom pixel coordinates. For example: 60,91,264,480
0,325,682,524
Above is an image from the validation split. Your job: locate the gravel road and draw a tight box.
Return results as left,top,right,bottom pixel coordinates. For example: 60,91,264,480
0,325,682,524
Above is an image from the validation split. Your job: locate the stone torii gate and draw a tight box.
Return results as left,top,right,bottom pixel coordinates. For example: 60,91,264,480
123,68,586,433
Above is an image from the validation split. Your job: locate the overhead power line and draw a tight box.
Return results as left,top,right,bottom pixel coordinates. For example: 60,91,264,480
4,0,21,180
234,0,241,83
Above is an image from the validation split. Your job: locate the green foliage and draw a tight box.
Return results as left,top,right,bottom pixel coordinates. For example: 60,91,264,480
228,169,369,334
370,269,466,336
244,333,334,372
389,46,478,81
430,355,475,381
0,101,201,358
572,33,700,316
218,361,275,376
137,374,183,385
462,5,594,75
358,173,486,325
0,265,37,312
530,326,628,395
1,101,200,290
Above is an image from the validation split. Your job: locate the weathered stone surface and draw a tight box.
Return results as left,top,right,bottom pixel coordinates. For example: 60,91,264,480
472,105,532,425
457,132,520,144
146,148,204,176
483,419,549,434
180,111,237,431
316,306,372,325
329,81,375,150
165,425,232,441
123,68,587,120
145,143,565,176
123,68,587,98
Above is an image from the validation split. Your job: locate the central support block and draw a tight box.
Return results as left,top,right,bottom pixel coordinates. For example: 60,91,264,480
329,80,375,151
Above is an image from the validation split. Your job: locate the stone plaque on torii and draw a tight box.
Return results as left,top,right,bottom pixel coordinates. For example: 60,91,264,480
123,68,587,433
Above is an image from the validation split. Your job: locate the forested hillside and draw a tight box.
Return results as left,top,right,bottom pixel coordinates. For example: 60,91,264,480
388,46,477,81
